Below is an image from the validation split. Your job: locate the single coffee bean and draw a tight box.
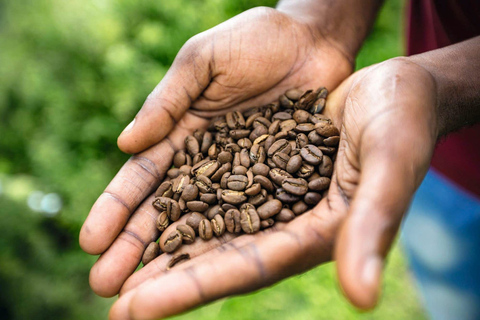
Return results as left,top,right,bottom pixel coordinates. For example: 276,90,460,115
293,109,311,123
280,119,297,132
227,175,248,191
315,122,340,137
225,143,241,153
296,163,315,179
178,197,187,212
240,149,251,167
153,197,181,221
185,135,200,156
275,208,295,222
253,175,274,193
310,96,326,114
201,132,213,154
230,129,250,139
272,152,290,170
304,192,322,205
272,111,292,121
221,190,247,205
267,139,291,157
282,177,309,196
211,214,226,237
264,135,276,153
279,94,294,109
249,188,268,206
285,88,303,101
205,204,223,220
309,113,332,124
269,168,293,185
221,203,236,212
308,130,324,146
274,131,289,140
249,144,266,164
295,133,309,149
167,168,180,179
246,170,254,188
142,242,160,265
163,230,183,253
220,172,231,189
192,152,204,165
199,219,213,240
253,116,271,129
173,150,187,168
249,125,268,141
292,201,309,216
237,137,253,149
217,151,233,164
210,162,232,182
245,112,263,128
166,253,190,270
200,193,217,204
260,219,275,229
208,143,219,160
193,129,204,144
179,165,192,176
318,146,337,155
186,212,206,232
252,134,270,146
268,120,281,135
324,136,340,147
156,211,169,232
186,200,209,212
226,111,246,129
245,182,261,196
300,145,323,165
177,224,196,244
181,184,198,201
252,163,270,176
295,123,316,133
308,177,331,191
192,159,219,177
296,90,317,110
240,204,260,234
155,181,174,198
318,155,333,177
232,152,241,167
257,199,282,219
232,165,247,176
195,175,213,193
225,209,242,233
275,188,301,203
286,154,302,174
172,174,190,194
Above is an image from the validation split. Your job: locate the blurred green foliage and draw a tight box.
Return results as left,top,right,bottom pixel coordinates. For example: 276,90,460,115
0,0,424,319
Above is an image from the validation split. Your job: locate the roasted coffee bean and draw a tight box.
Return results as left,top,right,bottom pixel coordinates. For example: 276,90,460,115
279,94,294,109
246,170,254,188
193,129,204,144
272,111,292,121
237,138,253,149
267,139,291,157
210,162,232,182
221,203,236,212
264,135,276,153
192,159,219,177
295,123,316,133
201,132,213,154
268,120,281,135
257,199,282,219
252,134,270,146
181,184,198,201
318,146,337,155
186,200,209,212
318,155,333,177
293,110,311,123
295,90,317,110
185,135,200,156
225,143,241,154
240,204,260,234
249,189,268,206
142,242,160,265
208,144,219,160
304,192,322,205
274,131,288,140
226,111,246,129
217,151,233,164
220,172,231,189
167,168,180,179
249,144,266,164
173,150,188,168
300,145,323,165
253,175,274,193
178,197,187,212
153,197,181,221
308,131,324,145
221,190,247,205
282,177,309,196
249,125,268,141
245,112,263,128
172,174,190,194
155,181,174,198
232,165,247,176
272,152,290,170
211,214,226,237
308,177,331,191
310,97,326,114
240,149,251,167
286,155,303,174
179,165,192,176
324,136,340,147
156,212,169,232
212,117,228,132
205,204,223,220
166,253,190,270
269,168,293,185
163,230,183,253
192,152,204,165
252,163,270,176
253,117,271,129
225,209,242,233
295,133,309,149
280,119,297,132
232,152,241,167
200,193,217,204
199,219,213,240
177,224,195,244
285,89,303,101
245,183,261,196
296,163,315,179
309,113,332,124
227,175,248,191
260,219,275,229
315,122,340,137
292,201,309,216
275,208,295,222
275,188,301,203
230,129,250,139
195,175,213,193
186,212,206,232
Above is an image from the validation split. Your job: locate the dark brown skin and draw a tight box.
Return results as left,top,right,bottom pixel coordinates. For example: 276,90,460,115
78,1,480,319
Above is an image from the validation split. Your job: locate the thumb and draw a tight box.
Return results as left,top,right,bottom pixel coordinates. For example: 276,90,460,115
335,143,422,309
118,36,211,154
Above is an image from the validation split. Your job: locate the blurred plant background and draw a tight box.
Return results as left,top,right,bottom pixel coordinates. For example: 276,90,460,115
0,0,426,319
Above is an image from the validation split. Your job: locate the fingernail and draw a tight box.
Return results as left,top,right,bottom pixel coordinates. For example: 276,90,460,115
361,255,383,300
122,118,136,134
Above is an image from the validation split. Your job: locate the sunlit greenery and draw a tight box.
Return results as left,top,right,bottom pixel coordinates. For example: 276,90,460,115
0,0,424,319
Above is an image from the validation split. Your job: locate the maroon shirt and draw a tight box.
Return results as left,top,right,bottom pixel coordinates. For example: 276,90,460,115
407,0,480,198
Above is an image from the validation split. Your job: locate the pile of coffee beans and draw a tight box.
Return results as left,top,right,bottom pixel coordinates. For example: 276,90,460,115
141,87,339,266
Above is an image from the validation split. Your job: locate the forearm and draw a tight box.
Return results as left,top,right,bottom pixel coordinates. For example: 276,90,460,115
276,0,384,63
408,36,480,137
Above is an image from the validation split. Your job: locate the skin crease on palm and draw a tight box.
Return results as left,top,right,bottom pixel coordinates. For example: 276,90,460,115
76,6,456,320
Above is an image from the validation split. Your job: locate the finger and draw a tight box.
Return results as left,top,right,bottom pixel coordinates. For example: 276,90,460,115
110,199,345,320
117,36,212,154
80,113,209,255
335,138,425,309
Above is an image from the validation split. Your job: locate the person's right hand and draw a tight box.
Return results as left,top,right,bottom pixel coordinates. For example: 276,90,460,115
80,6,352,298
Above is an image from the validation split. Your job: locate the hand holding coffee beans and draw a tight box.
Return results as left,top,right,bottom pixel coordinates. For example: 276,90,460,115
142,87,339,264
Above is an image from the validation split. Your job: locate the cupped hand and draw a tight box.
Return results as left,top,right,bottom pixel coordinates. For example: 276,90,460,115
80,5,352,296
101,57,440,320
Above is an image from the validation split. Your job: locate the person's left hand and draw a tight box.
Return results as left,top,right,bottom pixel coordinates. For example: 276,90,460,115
106,57,439,320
